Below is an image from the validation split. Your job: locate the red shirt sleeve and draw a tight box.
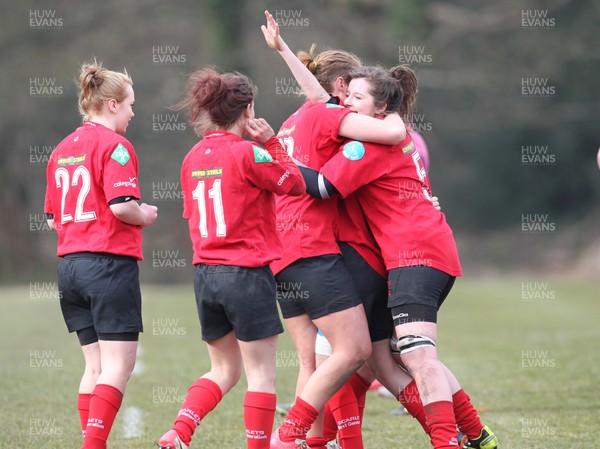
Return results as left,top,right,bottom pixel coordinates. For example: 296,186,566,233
236,139,305,196
312,103,354,145
102,141,140,203
44,152,56,216
320,140,390,198
181,152,192,219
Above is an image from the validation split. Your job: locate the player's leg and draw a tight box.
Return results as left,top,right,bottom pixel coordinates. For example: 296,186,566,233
160,331,240,449
338,241,427,437
94,339,137,391
284,314,318,398
77,330,101,439
302,304,371,445
83,337,137,449
320,242,382,449
316,331,367,449
389,266,458,449
58,256,100,440
436,349,498,448
352,364,375,424
389,334,497,448
78,334,101,392
367,338,430,433
159,264,244,448
269,314,316,447
322,370,363,449
396,323,458,449
276,268,319,399
65,254,143,449
203,331,244,393
233,265,283,449
273,256,370,449
239,335,279,449
389,270,498,449
315,335,338,445
311,306,371,406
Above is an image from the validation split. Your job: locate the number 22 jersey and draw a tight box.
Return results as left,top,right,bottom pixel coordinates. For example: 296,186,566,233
44,121,143,259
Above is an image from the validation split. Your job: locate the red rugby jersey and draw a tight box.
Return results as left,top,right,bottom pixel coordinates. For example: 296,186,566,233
44,121,143,259
272,101,353,274
181,131,304,267
321,135,462,276
334,194,387,278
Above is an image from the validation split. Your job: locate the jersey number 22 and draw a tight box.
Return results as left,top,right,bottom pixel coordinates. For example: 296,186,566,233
54,166,97,224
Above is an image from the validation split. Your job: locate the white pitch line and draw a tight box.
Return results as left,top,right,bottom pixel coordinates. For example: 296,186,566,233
122,343,145,438
122,406,144,438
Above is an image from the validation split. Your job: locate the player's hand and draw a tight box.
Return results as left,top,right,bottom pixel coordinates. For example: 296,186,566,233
140,203,158,228
261,10,285,52
431,196,441,211
47,218,57,231
246,118,275,144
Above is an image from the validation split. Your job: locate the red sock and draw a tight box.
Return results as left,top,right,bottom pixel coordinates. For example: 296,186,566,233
424,401,459,449
453,389,483,440
78,393,91,438
83,384,123,449
244,391,276,449
398,380,429,433
306,436,328,449
173,378,223,445
322,402,337,442
279,397,319,442
329,382,363,449
348,372,371,422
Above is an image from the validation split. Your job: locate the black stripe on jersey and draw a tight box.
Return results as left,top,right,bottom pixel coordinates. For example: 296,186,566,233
108,195,137,205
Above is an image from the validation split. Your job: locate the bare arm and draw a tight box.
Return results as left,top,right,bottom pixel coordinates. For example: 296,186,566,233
110,201,158,228
338,112,407,145
261,10,330,104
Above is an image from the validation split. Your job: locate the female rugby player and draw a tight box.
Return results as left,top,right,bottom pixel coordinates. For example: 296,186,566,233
301,65,499,449
156,67,305,449
45,59,158,449
261,10,418,449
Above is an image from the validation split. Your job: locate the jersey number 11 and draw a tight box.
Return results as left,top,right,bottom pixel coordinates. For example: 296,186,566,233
192,179,227,237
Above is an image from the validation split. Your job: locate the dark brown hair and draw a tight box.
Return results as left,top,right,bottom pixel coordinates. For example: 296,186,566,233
174,67,257,135
389,64,418,123
348,64,418,122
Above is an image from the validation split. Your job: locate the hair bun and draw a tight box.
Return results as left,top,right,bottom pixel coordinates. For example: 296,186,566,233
79,61,105,91
88,70,104,89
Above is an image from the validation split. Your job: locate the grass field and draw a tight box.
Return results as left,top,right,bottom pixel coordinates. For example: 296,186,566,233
1,277,598,449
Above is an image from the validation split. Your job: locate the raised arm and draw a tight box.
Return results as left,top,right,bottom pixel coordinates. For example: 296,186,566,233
261,10,330,104
261,9,406,145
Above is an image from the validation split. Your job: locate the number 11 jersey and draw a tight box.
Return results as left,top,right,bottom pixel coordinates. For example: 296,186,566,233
181,131,304,267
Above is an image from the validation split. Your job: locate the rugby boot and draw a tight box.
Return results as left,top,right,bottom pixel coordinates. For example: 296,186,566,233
458,425,498,449
156,429,188,449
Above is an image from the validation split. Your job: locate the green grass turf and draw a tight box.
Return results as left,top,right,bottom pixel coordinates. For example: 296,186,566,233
1,277,598,448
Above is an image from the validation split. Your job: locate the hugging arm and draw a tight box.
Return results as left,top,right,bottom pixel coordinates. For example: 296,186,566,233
298,165,338,199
